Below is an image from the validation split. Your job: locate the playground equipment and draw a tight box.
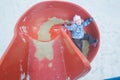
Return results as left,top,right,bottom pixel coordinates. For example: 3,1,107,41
0,1,100,80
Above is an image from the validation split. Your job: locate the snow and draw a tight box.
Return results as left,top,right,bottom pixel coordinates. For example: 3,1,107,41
20,64,26,80
0,0,120,80
26,74,30,80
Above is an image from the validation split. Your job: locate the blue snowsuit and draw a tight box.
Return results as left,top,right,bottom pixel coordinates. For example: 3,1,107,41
65,17,96,52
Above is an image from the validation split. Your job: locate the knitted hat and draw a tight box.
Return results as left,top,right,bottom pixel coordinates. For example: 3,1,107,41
73,15,81,21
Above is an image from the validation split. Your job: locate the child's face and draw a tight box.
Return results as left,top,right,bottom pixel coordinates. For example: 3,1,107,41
75,19,82,25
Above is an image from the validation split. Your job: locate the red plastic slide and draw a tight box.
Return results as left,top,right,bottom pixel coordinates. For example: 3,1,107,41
0,1,100,80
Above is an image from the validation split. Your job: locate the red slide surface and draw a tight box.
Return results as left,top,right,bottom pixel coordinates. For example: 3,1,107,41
0,1,100,80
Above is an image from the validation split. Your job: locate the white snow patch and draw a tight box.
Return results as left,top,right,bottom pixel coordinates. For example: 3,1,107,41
23,17,27,22
20,64,26,80
20,72,25,80
22,38,26,43
26,74,30,80
20,26,28,33
66,76,71,80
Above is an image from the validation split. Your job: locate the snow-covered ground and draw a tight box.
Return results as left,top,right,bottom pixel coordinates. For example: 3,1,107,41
0,0,120,80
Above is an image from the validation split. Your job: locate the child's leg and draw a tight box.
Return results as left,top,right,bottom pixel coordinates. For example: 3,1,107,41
72,38,83,52
83,33,97,45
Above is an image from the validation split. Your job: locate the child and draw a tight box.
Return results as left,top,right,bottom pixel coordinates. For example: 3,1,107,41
64,15,98,52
